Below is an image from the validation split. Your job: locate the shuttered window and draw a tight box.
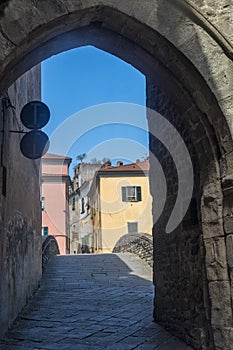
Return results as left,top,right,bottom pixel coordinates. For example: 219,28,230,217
42,226,48,236
72,197,75,211
121,186,142,202
81,198,85,214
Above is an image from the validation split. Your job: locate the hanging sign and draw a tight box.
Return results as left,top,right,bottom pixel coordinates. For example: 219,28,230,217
20,101,50,130
20,130,50,159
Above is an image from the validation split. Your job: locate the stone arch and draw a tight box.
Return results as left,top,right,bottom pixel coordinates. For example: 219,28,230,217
0,1,232,349
42,235,60,269
113,233,153,267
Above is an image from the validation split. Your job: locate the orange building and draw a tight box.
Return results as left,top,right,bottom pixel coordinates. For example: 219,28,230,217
41,153,72,255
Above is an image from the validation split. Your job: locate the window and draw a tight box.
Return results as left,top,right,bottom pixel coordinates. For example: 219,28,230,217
42,226,48,236
81,198,85,214
128,222,138,233
72,197,75,211
122,186,142,202
41,197,45,211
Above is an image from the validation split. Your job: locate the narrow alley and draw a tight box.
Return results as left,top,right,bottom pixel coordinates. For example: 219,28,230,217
0,253,193,350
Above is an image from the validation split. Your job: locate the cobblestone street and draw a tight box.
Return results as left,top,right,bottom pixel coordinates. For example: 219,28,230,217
0,253,193,350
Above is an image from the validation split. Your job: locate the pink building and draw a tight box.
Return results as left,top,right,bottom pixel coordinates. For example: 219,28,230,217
41,153,72,255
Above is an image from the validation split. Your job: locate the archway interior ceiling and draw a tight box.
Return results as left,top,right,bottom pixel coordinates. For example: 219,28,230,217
0,4,232,167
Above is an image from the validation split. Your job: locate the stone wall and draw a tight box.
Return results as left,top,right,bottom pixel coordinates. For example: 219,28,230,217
0,64,41,337
0,0,231,142
219,155,233,349
113,233,153,267
147,82,214,350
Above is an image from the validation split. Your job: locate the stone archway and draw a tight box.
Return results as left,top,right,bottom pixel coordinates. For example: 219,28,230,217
0,1,232,349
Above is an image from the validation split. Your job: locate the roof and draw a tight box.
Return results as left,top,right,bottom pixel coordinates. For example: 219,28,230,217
101,158,149,172
42,173,70,177
88,159,150,198
42,153,72,161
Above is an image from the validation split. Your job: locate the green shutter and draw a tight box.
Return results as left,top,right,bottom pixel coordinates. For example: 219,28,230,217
122,187,127,201
43,227,48,236
136,186,142,201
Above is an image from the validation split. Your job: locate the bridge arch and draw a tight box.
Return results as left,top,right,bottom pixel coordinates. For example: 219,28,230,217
0,1,232,349
113,233,153,267
42,235,60,269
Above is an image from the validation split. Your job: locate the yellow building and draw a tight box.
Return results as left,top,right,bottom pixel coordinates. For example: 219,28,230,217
88,159,153,253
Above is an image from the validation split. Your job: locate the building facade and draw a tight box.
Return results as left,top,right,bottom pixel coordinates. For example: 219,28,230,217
69,162,101,253
89,159,153,253
41,153,72,255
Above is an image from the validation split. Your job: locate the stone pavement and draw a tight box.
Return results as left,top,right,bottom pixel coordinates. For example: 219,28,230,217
0,253,193,350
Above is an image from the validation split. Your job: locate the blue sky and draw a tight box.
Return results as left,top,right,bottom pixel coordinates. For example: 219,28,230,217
42,46,148,167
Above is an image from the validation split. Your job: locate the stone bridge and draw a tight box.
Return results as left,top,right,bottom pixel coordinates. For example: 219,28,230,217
113,233,153,267
42,235,60,269
0,1,232,350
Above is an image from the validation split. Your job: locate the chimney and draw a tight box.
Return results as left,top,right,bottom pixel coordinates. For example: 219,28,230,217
117,161,123,167
104,160,112,168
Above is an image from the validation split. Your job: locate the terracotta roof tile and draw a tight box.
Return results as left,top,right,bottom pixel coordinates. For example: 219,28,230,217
102,158,149,172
